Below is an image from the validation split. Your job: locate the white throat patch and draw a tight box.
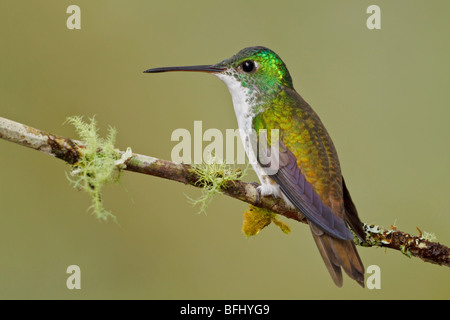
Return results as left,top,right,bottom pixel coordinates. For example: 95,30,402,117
214,71,253,134
214,71,285,200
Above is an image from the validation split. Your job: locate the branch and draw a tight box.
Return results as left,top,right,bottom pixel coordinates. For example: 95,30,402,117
1,116,449,267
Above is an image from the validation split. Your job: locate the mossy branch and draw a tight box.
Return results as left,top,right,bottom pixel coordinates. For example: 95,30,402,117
0,116,449,267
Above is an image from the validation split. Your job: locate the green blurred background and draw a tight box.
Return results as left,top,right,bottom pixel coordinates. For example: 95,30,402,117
0,0,449,299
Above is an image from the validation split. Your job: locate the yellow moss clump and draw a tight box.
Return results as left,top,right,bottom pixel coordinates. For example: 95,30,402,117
242,205,290,237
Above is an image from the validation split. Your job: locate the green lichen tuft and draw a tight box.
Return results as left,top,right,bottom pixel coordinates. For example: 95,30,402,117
187,154,246,213
242,205,290,237
65,116,124,221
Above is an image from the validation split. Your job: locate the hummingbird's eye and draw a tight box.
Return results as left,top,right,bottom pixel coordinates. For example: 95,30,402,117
241,60,256,73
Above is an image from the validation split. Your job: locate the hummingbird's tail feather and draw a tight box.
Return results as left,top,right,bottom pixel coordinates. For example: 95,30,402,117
310,223,365,288
310,224,343,287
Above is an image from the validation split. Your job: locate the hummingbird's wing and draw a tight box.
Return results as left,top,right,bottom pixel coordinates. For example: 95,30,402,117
268,145,353,240
268,145,365,241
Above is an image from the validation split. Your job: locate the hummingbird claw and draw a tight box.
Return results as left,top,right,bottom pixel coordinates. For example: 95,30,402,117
249,182,262,205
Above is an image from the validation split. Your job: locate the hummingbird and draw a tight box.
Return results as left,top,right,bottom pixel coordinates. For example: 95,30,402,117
144,46,366,287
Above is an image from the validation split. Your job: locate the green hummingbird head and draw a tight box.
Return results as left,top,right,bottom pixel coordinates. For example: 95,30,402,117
213,46,293,93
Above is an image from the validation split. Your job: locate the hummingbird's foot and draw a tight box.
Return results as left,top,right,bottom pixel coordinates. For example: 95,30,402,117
249,182,262,205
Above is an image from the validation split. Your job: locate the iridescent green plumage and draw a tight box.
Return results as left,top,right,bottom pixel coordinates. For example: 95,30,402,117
215,47,293,104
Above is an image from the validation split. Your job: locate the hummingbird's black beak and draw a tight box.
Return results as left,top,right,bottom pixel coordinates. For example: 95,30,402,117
143,65,225,74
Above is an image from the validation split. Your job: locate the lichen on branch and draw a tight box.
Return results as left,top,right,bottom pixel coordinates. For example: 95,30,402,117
186,154,246,213
65,116,129,221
